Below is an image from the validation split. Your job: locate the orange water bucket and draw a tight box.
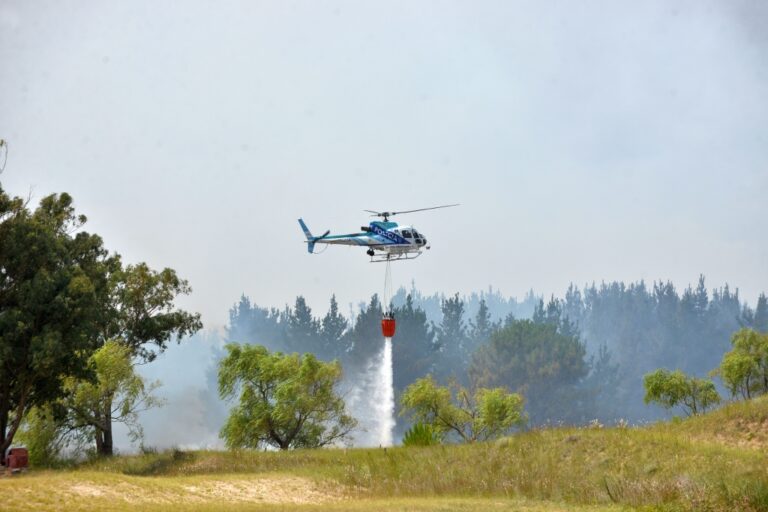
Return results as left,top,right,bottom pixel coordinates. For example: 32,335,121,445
381,317,396,338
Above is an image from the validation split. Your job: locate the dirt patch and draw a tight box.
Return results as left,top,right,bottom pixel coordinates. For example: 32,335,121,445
68,481,177,504
69,483,108,498
68,476,341,505
695,417,768,451
181,476,339,504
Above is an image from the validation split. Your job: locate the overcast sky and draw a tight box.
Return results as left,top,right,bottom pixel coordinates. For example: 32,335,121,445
2,1,767,329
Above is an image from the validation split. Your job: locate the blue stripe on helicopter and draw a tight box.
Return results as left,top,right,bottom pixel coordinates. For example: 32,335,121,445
370,224,409,245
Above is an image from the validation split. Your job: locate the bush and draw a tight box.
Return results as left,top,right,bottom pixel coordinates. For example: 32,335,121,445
15,405,68,467
402,422,441,446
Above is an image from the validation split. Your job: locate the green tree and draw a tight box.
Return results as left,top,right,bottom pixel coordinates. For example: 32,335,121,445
643,368,720,416
468,298,497,352
391,295,437,439
99,262,203,363
719,351,759,399
218,344,356,450
15,404,69,467
717,328,768,399
319,295,347,359
17,336,168,464
226,296,284,352
434,293,469,383
400,375,525,443
343,294,383,365
469,319,588,424
754,294,768,333
286,296,320,354
0,190,112,462
84,261,201,456
392,294,436,393
62,340,163,455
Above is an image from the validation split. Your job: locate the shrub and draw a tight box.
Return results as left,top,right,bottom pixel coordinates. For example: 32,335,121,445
402,422,441,446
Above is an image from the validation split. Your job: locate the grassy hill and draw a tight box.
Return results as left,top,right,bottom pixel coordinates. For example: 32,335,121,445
2,396,768,511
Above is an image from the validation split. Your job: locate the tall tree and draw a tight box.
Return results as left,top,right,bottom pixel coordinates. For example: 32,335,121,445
101,262,202,362
434,293,469,383
62,340,163,455
86,261,202,455
754,294,768,333
343,294,383,366
319,295,347,359
392,295,436,392
468,298,496,353
391,294,436,438
227,296,284,350
469,319,589,424
533,296,579,338
285,296,319,354
0,191,111,462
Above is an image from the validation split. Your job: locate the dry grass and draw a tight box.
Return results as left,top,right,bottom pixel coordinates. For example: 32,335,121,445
657,395,768,450
0,470,625,512
1,471,342,511
3,396,768,511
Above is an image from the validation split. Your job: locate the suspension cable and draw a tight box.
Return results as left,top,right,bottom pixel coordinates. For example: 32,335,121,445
383,257,393,315
0,140,7,174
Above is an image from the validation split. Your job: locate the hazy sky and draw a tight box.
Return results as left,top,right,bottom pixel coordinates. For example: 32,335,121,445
2,1,767,328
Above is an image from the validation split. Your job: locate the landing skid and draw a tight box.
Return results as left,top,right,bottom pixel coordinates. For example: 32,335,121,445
368,251,422,263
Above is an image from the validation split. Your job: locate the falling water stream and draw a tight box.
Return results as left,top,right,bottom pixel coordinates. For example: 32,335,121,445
372,337,395,446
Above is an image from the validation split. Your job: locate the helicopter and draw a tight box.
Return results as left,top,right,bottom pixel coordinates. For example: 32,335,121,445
298,204,458,262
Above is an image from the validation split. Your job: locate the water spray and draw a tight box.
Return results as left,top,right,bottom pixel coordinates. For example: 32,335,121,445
374,257,396,446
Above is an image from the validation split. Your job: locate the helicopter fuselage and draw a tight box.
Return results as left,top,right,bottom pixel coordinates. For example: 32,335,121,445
298,219,429,261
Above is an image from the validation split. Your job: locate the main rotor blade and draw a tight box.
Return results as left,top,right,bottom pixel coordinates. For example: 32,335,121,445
363,204,459,218
391,204,460,216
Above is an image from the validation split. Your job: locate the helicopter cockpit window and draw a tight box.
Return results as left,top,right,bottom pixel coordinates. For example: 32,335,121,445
403,230,413,238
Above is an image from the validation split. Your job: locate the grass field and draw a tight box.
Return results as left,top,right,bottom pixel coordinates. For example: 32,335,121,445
3,396,768,511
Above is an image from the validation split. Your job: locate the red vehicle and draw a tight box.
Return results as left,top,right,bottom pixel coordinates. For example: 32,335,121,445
4,447,29,474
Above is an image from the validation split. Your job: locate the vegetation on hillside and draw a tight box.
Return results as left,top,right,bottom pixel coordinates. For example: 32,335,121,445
3,396,768,511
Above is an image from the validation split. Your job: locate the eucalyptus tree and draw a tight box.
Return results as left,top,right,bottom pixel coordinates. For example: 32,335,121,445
0,186,202,458
0,190,112,462
83,260,202,455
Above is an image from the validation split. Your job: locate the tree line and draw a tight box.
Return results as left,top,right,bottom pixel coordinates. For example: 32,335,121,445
227,277,767,431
